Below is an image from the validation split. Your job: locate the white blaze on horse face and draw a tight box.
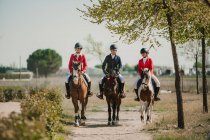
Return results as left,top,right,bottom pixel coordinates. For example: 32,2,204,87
73,69,79,84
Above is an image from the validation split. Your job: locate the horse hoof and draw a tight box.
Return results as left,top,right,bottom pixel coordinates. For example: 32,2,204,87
80,120,86,126
112,121,116,125
107,121,111,126
74,123,80,127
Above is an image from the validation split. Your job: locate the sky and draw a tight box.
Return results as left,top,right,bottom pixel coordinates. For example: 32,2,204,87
0,0,194,69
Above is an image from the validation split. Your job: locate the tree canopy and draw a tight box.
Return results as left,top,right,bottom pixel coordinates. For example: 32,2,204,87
27,49,62,77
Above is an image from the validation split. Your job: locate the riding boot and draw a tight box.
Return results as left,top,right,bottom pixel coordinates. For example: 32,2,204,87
119,83,126,98
134,89,140,101
96,84,104,100
154,87,160,101
87,82,93,97
65,82,71,99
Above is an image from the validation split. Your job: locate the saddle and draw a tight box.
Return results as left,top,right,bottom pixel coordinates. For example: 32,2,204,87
68,74,88,86
137,78,156,92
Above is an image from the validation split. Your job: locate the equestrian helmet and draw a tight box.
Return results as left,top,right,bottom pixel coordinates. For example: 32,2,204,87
75,42,83,49
140,48,148,54
110,44,117,50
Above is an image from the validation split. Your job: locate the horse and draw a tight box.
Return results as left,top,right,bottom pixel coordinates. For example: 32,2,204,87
138,68,154,124
104,70,121,125
70,61,88,127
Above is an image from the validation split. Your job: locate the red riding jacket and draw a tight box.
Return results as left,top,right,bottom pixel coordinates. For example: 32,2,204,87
138,57,154,75
68,53,87,73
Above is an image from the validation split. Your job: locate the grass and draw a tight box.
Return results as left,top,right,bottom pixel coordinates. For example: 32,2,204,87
1,76,210,139
145,92,210,140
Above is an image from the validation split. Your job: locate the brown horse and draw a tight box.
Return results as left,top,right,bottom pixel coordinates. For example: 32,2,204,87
70,62,88,127
104,71,121,125
138,68,154,124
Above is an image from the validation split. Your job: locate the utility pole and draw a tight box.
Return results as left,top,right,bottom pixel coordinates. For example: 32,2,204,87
19,56,21,80
36,67,39,90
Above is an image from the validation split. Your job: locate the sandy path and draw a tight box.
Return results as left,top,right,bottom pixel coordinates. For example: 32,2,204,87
69,110,154,140
0,102,21,117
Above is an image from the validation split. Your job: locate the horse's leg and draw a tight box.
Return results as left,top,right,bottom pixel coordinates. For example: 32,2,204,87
80,98,86,126
116,99,121,124
140,101,145,123
72,98,80,127
112,101,117,125
106,98,112,125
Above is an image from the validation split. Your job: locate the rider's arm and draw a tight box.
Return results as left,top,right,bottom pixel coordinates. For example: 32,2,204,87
102,56,108,74
149,58,154,74
82,55,87,73
68,54,74,74
138,60,142,75
118,56,122,72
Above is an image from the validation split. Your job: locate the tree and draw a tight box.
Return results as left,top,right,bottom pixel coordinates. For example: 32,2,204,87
179,40,202,94
80,0,185,128
175,1,210,113
85,34,107,64
27,49,62,78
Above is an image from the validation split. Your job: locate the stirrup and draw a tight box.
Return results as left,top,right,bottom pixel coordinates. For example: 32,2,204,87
154,97,160,101
96,94,104,100
87,91,93,97
120,92,126,98
134,97,140,101
65,94,71,99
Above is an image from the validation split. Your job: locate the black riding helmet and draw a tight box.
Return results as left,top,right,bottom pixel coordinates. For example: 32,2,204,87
75,42,83,49
140,48,148,54
110,44,117,50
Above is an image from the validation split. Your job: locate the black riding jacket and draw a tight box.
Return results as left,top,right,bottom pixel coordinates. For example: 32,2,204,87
102,54,122,74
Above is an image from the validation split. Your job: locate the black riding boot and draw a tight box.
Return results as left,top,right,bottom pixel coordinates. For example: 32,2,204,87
154,87,160,101
65,82,71,99
134,89,140,101
119,83,126,98
96,84,104,100
87,82,93,97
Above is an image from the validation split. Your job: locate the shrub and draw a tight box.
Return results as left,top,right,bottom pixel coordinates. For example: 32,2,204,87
0,86,27,102
0,113,48,140
21,88,63,137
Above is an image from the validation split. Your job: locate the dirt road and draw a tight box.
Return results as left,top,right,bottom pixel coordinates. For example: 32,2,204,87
0,102,21,117
69,110,154,140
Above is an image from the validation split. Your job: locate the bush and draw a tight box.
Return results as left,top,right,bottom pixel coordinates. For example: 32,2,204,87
0,113,48,140
0,86,27,102
21,88,63,137
0,73,31,79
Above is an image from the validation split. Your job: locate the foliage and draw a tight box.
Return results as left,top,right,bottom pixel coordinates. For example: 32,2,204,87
122,63,135,72
0,66,17,73
27,49,62,77
0,73,31,79
21,88,63,137
85,34,106,64
0,86,26,102
193,61,202,68
0,113,48,140
94,64,102,69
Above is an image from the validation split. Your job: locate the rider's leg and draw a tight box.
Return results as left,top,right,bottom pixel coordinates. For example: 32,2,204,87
97,76,105,99
152,74,160,101
134,76,142,101
65,75,72,99
118,74,126,98
83,73,93,97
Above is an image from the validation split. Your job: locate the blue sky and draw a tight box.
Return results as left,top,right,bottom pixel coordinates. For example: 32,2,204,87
0,0,192,69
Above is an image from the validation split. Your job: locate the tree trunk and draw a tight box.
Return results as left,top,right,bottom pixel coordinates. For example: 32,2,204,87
195,54,199,94
201,27,208,113
163,0,185,129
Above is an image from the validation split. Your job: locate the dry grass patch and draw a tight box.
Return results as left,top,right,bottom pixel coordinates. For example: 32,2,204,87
145,92,210,140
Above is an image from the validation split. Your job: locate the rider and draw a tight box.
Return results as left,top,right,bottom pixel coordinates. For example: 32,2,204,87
97,44,126,99
65,42,93,99
134,48,161,101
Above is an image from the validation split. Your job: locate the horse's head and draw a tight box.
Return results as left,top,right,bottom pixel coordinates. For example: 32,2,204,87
72,61,82,85
105,69,118,93
141,68,151,90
